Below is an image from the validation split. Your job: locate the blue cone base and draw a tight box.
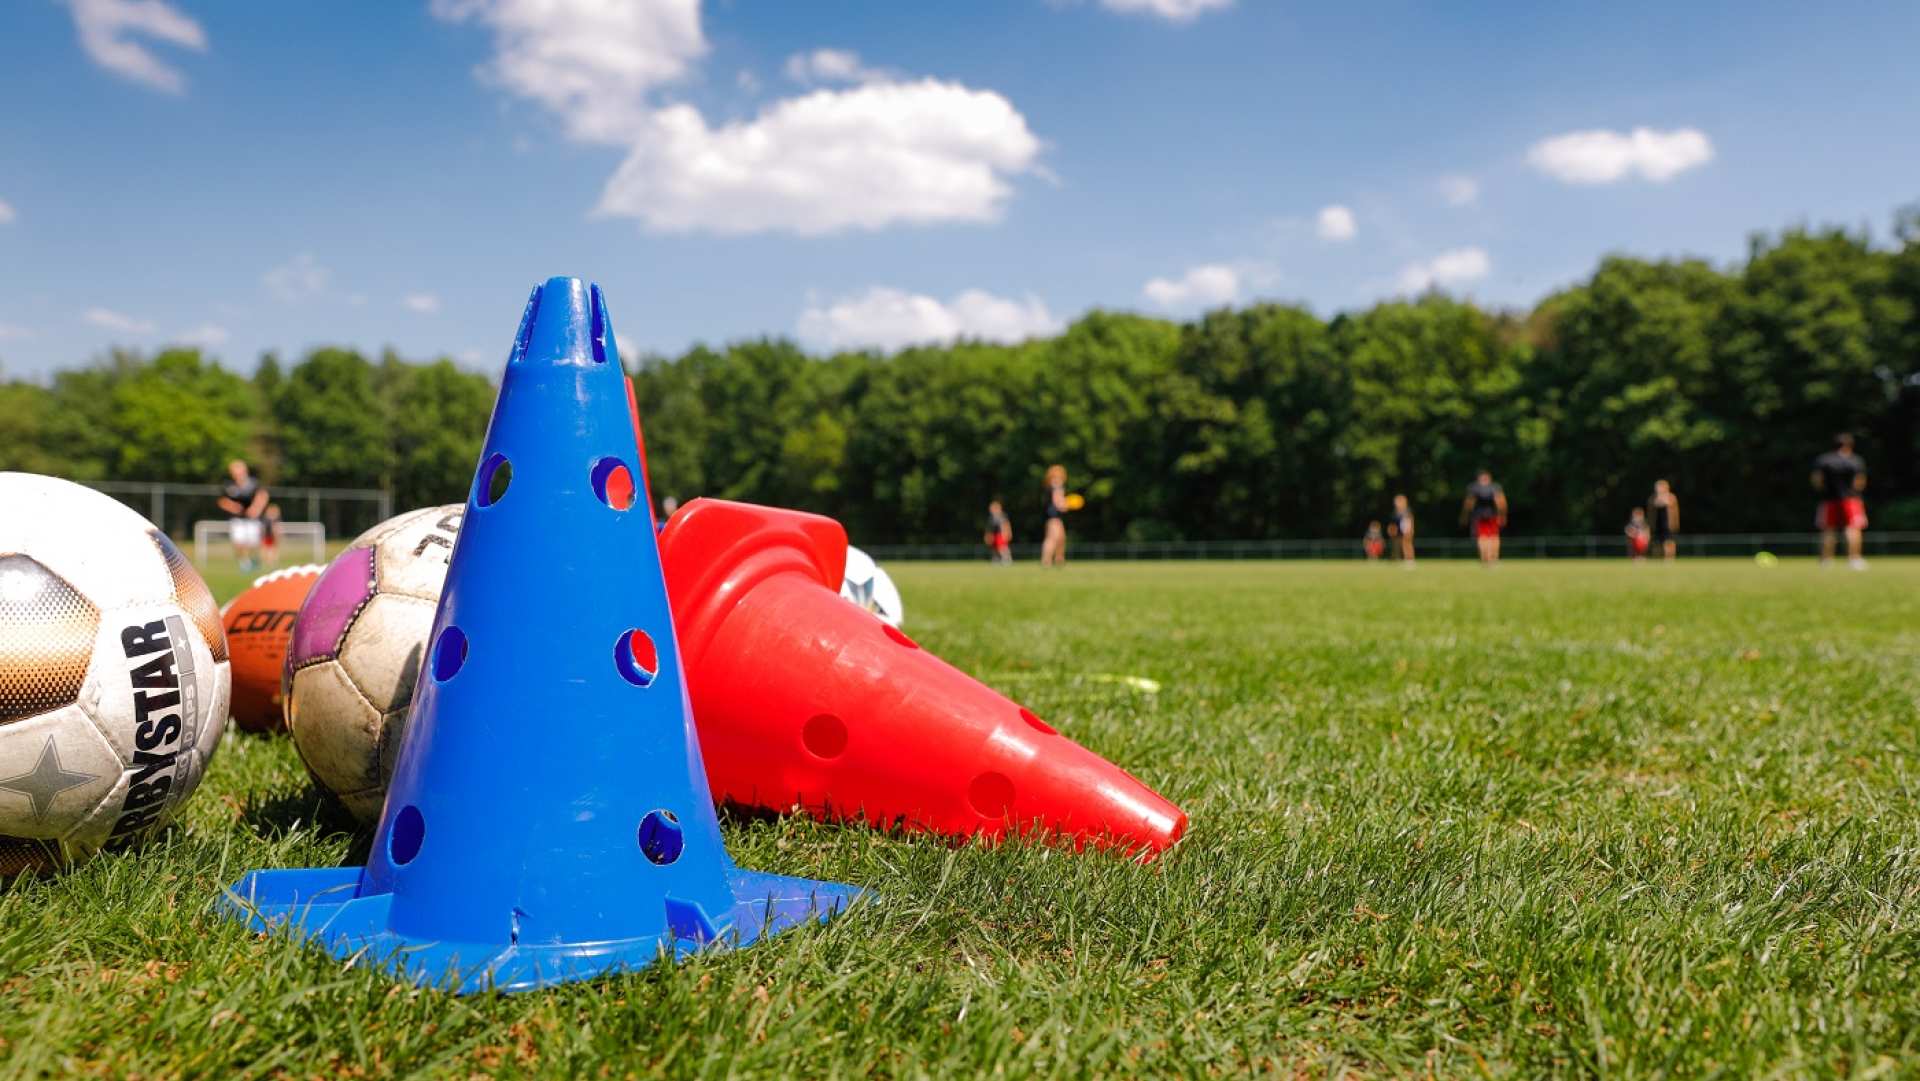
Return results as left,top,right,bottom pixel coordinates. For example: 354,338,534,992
222,867,863,994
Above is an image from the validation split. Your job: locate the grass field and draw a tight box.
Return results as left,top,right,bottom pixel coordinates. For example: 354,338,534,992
4,558,1918,1078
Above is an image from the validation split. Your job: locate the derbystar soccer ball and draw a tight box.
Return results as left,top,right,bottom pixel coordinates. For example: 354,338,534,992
0,472,229,874
840,545,905,628
284,504,462,823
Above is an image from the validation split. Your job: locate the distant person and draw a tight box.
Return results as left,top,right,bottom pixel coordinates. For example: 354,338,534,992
1625,507,1651,562
261,502,283,569
985,499,1013,565
1460,470,1507,566
1362,520,1386,561
1647,479,1680,561
656,494,679,534
1388,493,1415,565
1812,432,1869,569
1040,465,1071,568
217,459,269,571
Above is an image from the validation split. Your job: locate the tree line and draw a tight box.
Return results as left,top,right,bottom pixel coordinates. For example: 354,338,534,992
4,213,1916,544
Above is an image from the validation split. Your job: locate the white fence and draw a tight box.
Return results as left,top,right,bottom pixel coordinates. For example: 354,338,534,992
80,480,392,545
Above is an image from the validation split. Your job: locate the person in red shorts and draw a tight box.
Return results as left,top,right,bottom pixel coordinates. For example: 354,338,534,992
984,499,1013,565
1362,520,1386,561
261,502,283,568
1460,469,1507,566
1812,432,1869,569
1625,507,1651,561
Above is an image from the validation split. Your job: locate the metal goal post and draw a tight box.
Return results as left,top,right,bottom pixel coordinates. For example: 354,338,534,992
193,520,327,564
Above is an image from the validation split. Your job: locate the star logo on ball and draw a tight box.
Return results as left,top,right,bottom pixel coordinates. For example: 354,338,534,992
0,737,96,821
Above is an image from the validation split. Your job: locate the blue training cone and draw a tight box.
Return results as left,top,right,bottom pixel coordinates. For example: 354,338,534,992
221,278,864,993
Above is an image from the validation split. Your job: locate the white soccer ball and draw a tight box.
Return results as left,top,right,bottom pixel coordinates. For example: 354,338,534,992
283,505,462,823
840,545,905,629
0,472,230,874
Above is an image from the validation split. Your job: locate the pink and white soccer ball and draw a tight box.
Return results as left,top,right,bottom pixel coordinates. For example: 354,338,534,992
0,472,229,874
839,545,904,629
284,505,462,823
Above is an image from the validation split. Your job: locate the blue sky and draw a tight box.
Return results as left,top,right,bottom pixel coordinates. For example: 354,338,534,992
1,0,1916,378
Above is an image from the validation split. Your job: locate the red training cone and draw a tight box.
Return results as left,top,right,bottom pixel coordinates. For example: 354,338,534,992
658,498,1187,857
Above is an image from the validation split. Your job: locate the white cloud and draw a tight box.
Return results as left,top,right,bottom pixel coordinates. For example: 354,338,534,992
65,0,207,94
600,81,1042,235
83,307,156,334
0,199,14,224
1142,264,1240,310
798,286,1061,351
1316,204,1356,242
263,253,330,301
176,322,229,348
430,0,704,143
436,0,1043,235
1098,0,1233,22
783,48,886,86
1439,175,1479,206
1527,127,1714,185
403,293,442,314
1396,247,1491,293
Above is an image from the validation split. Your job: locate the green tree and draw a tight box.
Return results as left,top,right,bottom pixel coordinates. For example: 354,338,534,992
106,349,258,483
275,348,392,490
1528,257,1734,529
388,359,495,509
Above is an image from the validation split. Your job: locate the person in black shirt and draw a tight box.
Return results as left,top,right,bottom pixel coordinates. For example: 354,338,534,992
217,458,270,571
1647,479,1680,561
1459,470,1507,566
1811,433,1869,569
1040,465,1070,568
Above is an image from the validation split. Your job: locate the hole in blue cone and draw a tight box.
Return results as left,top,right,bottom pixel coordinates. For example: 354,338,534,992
510,285,542,363
389,805,425,865
589,283,610,365
477,454,511,507
615,629,657,687
638,810,683,865
591,457,635,511
432,625,468,682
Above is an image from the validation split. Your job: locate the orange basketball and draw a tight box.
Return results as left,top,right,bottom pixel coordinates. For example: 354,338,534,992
220,565,324,733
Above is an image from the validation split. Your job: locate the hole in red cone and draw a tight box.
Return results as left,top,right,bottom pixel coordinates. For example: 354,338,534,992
1018,707,1057,735
476,453,512,507
638,809,683,864
591,457,635,511
967,772,1015,819
802,713,848,759
431,625,468,682
615,629,657,687
389,805,425,866
882,624,919,650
